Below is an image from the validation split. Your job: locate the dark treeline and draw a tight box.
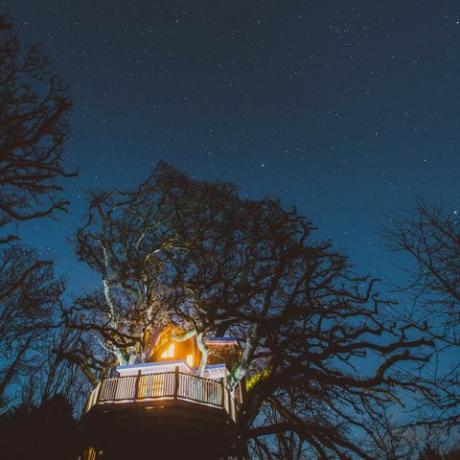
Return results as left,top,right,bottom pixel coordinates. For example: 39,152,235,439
0,16,459,460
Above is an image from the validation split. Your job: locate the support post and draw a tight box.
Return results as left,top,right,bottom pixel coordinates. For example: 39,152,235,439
174,366,180,399
114,377,119,401
83,393,92,415
223,372,229,416
96,376,105,404
135,369,142,400
221,377,225,408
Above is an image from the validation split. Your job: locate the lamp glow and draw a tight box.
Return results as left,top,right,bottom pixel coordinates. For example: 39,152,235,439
161,343,175,359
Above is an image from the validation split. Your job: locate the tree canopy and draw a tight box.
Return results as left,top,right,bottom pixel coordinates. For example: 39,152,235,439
66,162,434,458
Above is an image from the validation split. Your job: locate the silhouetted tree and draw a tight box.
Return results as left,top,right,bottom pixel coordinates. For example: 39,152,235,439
364,411,419,460
0,394,80,460
0,15,74,243
385,200,460,428
67,162,433,459
0,17,76,410
416,429,460,460
419,444,444,460
360,409,460,460
21,326,91,411
445,444,460,460
0,245,66,407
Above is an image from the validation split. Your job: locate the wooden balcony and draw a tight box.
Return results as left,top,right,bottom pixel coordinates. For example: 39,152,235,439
85,368,240,424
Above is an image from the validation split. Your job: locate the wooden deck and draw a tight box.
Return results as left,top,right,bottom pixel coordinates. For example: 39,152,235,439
85,368,240,424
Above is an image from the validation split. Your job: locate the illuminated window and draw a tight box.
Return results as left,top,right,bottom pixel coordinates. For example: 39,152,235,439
186,353,194,367
160,343,175,358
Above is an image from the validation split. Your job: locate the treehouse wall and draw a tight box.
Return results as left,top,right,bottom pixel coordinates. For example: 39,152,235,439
151,335,199,367
149,326,241,370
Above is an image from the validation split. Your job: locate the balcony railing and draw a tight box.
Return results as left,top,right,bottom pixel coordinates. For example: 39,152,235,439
85,368,239,423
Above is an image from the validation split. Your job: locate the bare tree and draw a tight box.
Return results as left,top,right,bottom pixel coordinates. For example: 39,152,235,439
0,18,76,410
0,16,75,244
384,200,460,428
0,245,64,408
65,163,436,458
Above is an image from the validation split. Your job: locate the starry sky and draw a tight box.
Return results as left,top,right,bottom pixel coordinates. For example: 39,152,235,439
3,0,460,295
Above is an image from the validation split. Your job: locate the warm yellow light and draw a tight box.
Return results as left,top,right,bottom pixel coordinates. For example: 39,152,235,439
186,353,194,367
161,343,175,358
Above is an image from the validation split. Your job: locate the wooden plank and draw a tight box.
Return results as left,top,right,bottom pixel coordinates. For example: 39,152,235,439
135,370,141,400
174,366,179,399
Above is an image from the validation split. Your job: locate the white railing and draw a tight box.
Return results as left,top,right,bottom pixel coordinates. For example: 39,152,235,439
85,369,239,423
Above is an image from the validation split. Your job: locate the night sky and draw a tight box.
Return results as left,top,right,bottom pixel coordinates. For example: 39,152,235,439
3,0,460,294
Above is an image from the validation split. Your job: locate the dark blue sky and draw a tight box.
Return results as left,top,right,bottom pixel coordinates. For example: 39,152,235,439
3,0,460,293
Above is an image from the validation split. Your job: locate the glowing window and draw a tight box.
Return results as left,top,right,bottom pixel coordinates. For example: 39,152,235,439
186,354,194,367
160,343,175,359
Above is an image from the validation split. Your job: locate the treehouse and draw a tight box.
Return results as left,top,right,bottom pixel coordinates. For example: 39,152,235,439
80,327,245,459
